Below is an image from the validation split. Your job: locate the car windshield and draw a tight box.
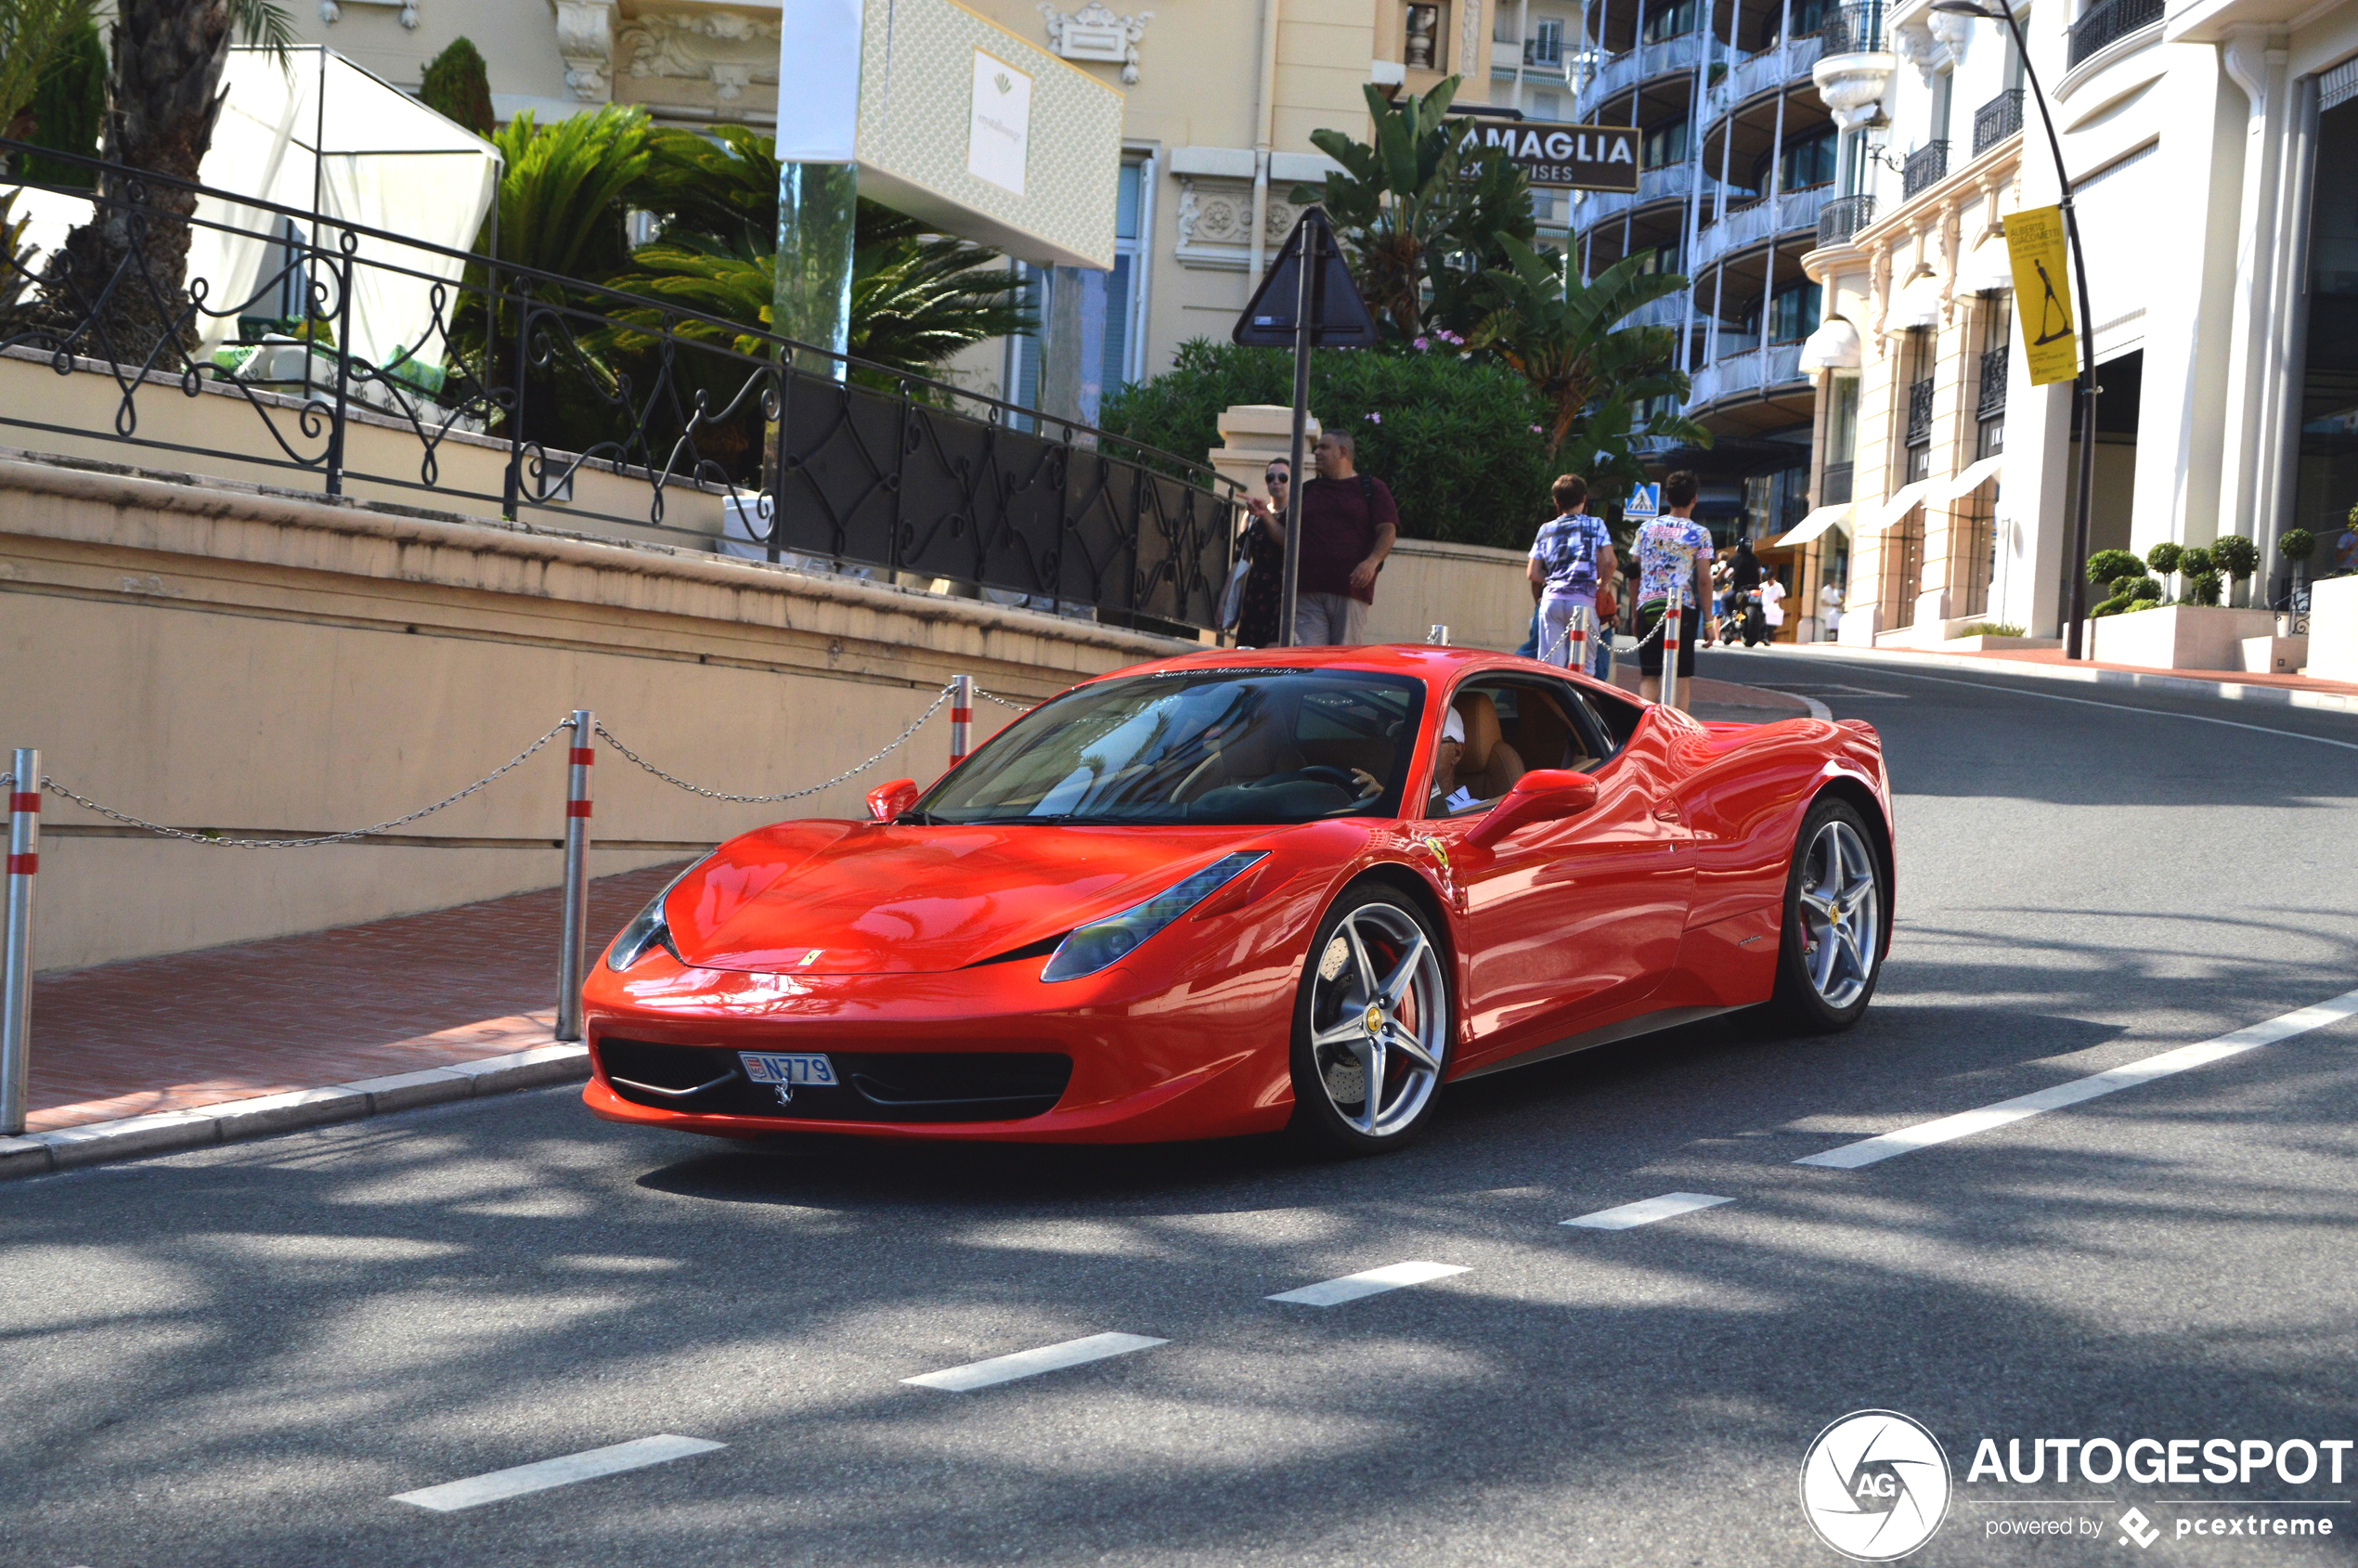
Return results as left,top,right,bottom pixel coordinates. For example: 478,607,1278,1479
915,667,1425,826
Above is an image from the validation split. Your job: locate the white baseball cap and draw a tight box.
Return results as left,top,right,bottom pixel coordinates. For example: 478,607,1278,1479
1442,707,1466,745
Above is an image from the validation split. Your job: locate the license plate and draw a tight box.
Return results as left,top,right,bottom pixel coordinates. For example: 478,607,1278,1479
738,1052,837,1088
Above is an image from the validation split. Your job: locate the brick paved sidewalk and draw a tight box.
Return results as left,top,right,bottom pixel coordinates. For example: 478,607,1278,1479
17,671,1810,1139
24,862,685,1132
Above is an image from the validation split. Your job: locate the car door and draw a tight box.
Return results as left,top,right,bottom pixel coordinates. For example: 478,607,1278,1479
1419,675,1694,1069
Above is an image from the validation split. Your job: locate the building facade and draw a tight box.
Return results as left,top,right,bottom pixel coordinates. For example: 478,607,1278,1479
1794,0,2358,647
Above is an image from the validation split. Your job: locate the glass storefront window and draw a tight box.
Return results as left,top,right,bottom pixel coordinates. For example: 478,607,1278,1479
2294,94,2358,591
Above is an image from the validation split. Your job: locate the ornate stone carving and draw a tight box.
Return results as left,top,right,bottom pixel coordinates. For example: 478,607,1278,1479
1173,176,1301,271
1039,2,1152,84
1458,0,1483,80
617,9,784,100
554,0,616,102
318,0,419,27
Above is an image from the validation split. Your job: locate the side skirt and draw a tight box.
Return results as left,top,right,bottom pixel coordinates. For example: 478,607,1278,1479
1450,1004,1749,1082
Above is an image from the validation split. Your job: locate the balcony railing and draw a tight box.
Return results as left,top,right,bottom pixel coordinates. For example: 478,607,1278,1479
1686,343,1806,408
1692,184,1833,267
2066,0,2163,68
1977,344,2010,419
1816,193,1876,246
1709,34,1825,115
0,138,1236,629
1820,2,1885,55
1901,140,1950,199
1906,375,1937,447
1821,460,1855,505
1972,88,2025,156
1618,292,1691,330
1587,31,1709,102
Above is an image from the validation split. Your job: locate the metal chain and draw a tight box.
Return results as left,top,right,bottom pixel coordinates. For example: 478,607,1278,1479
973,688,1037,712
595,684,953,804
37,720,577,848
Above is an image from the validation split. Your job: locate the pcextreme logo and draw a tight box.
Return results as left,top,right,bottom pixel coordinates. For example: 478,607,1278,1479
1800,1410,1953,1561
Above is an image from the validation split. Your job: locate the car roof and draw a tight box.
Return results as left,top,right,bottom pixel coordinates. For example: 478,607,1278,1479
1109,642,1611,692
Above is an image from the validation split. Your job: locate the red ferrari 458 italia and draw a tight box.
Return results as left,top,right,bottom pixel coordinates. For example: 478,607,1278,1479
582,645,1892,1153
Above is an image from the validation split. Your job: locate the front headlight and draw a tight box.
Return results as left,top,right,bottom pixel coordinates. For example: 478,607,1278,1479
604,857,711,972
1041,852,1267,982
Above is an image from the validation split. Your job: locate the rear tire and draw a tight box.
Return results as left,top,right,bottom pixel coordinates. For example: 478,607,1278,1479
1765,797,1885,1034
1288,885,1452,1156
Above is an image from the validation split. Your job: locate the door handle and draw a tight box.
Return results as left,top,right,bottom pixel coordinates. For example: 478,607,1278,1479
1652,800,1681,823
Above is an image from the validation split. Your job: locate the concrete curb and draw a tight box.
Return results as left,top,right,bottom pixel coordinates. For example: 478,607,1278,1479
1767,641,2358,715
0,1043,590,1181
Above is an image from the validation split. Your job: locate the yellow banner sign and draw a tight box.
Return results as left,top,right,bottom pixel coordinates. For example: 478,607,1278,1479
2003,205,2079,386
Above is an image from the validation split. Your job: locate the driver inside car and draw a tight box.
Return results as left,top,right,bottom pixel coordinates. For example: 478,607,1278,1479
1427,707,1480,816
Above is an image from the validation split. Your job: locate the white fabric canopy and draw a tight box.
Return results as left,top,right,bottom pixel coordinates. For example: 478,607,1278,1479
1959,232,2014,295
1863,479,1936,533
188,47,499,372
1936,454,2004,501
1773,503,1852,548
1885,268,1942,333
1796,316,1861,372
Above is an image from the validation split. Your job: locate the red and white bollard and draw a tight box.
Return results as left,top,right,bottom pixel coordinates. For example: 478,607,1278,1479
1566,604,1589,675
557,712,593,1043
1660,577,1685,711
2,749,38,1136
949,674,975,767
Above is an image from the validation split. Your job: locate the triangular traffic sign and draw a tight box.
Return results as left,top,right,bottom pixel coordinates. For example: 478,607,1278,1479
1231,208,1380,349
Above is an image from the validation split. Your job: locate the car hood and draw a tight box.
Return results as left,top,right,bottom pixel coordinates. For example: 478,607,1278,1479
664,820,1283,975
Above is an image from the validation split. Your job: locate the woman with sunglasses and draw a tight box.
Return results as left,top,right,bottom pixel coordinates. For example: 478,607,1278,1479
1234,459,1290,648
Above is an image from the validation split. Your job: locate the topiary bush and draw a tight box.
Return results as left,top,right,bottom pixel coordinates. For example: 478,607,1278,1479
2177,545,2215,577
2210,535,2258,579
2279,527,2316,564
2087,548,2144,586
2116,575,2162,603
1098,337,1560,550
2183,568,2222,605
2145,540,2182,576
421,37,496,138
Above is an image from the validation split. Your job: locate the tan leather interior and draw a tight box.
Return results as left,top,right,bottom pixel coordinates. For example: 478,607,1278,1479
1452,693,1526,800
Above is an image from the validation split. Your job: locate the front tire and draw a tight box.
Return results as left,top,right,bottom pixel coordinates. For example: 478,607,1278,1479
1289,885,1452,1155
1765,797,1885,1033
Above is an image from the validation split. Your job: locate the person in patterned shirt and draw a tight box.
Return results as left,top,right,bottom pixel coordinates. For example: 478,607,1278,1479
1525,474,1616,673
1633,470,1717,709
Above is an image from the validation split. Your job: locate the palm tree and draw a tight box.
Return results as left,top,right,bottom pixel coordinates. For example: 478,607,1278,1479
1297,77,1535,340
1471,237,1711,486
36,0,292,356
0,0,96,139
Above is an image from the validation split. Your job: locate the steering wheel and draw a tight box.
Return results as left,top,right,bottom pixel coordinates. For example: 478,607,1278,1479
1298,765,1357,790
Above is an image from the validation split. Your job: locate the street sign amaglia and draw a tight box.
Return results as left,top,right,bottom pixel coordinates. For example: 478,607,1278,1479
1233,208,1380,349
1454,118,1639,193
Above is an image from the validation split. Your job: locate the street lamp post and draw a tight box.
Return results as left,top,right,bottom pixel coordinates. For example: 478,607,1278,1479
1932,0,2100,659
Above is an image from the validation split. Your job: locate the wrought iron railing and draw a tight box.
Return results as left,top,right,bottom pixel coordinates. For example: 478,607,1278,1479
0,139,1237,631
1820,2,1885,55
1902,140,1950,199
1816,193,1877,246
1821,460,1854,505
1973,89,2025,156
1906,375,1937,447
1977,344,2010,419
2066,0,2162,69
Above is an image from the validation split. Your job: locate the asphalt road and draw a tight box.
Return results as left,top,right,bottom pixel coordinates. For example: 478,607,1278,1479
6,647,2357,1568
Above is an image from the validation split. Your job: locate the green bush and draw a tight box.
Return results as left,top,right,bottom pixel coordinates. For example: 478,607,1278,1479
421,37,496,138
2091,597,2127,618
2115,575,2162,603
2144,540,2182,576
2126,596,2160,613
2177,545,2215,577
2280,527,2316,564
2183,569,2222,605
2087,548,2144,586
1097,338,1559,550
1954,620,2026,638
2210,534,2259,579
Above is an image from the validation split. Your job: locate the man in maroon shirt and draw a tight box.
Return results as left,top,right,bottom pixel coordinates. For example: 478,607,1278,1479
1288,429,1398,644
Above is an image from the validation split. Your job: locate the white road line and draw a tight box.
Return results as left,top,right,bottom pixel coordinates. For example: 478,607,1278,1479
1806,664,2358,751
1799,988,2358,1171
392,1435,723,1512
903,1331,1167,1392
1562,1192,1735,1230
1266,1261,1470,1305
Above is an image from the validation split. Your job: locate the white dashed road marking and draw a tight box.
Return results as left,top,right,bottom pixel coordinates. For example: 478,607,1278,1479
1798,989,2358,1170
903,1332,1168,1392
392,1435,724,1511
1561,1192,1735,1229
1266,1261,1470,1305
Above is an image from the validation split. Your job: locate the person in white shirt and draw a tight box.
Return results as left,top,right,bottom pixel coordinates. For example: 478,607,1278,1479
1760,573,1787,636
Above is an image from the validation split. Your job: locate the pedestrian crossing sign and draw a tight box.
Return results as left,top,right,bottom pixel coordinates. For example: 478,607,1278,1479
1625,482,1660,519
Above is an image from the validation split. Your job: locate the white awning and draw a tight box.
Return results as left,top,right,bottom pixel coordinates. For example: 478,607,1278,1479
1863,479,1936,533
1885,267,1942,333
1796,316,1861,372
1773,503,1852,548
1959,232,2014,295
1936,454,2004,500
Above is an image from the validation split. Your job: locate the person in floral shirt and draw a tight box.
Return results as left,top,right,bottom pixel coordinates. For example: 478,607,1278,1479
1632,471,1717,709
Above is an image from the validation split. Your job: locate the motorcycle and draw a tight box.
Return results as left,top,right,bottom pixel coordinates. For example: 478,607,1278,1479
1719,588,1768,646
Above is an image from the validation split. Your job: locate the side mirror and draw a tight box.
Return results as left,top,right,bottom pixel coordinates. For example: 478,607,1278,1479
1464,769,1599,849
866,778,920,823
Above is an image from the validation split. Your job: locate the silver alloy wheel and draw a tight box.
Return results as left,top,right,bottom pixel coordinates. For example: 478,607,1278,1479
1306,902,1447,1137
1796,818,1880,1009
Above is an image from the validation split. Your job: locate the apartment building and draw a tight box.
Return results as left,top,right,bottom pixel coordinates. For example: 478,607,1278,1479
1795,0,2358,647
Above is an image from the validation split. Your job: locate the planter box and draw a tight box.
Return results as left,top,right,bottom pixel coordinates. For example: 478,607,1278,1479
1942,633,2062,652
2306,575,2358,681
2240,635,2308,674
2087,604,2279,671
